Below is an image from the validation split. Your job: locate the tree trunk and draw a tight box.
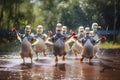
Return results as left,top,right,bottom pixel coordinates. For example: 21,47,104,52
113,0,117,41
0,7,3,29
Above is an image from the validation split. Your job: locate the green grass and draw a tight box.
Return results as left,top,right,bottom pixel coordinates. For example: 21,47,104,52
100,42,120,49
0,40,20,51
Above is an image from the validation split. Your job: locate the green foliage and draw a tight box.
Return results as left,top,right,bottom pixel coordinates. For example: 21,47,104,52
0,0,120,31
0,40,20,51
100,41,120,49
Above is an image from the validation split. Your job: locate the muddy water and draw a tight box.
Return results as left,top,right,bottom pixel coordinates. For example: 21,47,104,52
0,49,120,80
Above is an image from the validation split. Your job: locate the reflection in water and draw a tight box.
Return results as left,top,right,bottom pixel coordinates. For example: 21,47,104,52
0,71,21,80
53,63,71,80
19,60,54,80
99,61,120,73
80,62,101,80
0,51,120,80
55,63,66,71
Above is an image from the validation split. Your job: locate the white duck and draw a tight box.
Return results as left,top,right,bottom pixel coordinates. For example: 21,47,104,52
33,25,48,60
33,37,47,60
93,34,100,58
20,37,35,63
71,26,85,57
81,39,94,62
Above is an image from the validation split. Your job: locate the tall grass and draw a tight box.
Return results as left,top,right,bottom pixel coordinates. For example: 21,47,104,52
100,41,120,49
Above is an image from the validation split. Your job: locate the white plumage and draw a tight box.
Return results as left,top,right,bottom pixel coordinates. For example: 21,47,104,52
20,37,34,63
20,37,34,57
71,40,83,54
81,39,94,59
34,37,46,53
93,34,100,57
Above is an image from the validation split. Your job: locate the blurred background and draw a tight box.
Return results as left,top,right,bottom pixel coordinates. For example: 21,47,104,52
0,0,120,51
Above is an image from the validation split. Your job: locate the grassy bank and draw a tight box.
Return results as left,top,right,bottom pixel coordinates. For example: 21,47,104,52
0,40,20,52
100,42,120,49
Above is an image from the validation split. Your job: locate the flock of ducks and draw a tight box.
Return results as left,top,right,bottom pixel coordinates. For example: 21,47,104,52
11,23,106,64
